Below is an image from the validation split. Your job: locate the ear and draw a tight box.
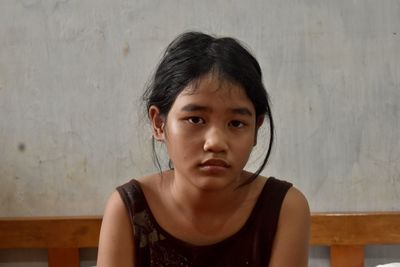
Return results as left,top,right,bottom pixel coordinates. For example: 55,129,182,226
254,116,265,146
149,105,166,141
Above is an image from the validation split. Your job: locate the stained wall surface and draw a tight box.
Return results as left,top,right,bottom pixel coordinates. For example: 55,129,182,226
1,0,399,266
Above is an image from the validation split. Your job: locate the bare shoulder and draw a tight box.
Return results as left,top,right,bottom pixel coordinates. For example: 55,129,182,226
282,186,310,218
105,190,128,216
97,191,135,267
279,186,310,237
268,186,310,267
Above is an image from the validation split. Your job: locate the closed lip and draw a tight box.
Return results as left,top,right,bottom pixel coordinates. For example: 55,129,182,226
200,159,230,168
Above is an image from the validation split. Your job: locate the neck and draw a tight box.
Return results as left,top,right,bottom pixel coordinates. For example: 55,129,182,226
164,170,250,217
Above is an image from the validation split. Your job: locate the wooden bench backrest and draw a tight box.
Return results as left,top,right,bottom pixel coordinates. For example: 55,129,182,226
312,212,400,267
1,212,400,267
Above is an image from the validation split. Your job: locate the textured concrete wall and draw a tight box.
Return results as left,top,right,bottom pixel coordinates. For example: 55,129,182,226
1,0,399,266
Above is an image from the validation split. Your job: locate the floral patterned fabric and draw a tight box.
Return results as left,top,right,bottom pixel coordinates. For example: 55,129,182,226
117,177,292,267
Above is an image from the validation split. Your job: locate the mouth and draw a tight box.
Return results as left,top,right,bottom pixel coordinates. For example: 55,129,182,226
199,159,230,168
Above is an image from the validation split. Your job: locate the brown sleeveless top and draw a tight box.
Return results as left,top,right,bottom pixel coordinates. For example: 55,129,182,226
117,177,292,267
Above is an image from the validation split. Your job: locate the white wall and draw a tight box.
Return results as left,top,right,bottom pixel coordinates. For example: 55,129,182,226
1,0,399,265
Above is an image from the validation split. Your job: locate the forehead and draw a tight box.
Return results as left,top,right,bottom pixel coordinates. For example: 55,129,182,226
174,74,254,109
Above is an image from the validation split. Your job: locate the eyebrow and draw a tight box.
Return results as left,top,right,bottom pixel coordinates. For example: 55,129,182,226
232,107,253,116
180,104,253,116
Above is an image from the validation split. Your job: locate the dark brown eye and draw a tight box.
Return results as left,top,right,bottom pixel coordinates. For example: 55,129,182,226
229,120,245,128
187,117,204,124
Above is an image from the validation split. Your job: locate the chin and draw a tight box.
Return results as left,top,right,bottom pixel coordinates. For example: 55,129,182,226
190,174,239,192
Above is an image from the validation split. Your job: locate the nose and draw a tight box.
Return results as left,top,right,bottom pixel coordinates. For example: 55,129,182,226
203,127,229,153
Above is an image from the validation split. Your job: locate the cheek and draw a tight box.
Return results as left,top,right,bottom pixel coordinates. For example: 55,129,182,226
165,120,192,139
234,135,256,158
164,122,200,157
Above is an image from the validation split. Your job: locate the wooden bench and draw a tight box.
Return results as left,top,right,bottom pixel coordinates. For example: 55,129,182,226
0,212,399,267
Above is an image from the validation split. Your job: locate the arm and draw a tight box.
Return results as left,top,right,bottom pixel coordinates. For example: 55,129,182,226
268,187,310,267
97,191,135,267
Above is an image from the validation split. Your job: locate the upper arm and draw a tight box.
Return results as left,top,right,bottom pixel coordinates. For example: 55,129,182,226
268,187,310,267
97,190,135,267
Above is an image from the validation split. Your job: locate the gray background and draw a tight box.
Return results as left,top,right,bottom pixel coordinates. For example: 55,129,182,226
0,0,399,266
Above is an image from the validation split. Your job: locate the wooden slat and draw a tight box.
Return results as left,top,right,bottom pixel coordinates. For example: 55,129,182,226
311,212,400,245
1,212,400,267
330,245,364,267
0,216,101,249
48,248,80,267
1,213,400,247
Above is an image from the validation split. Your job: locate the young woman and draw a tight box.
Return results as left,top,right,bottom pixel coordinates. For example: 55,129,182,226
97,32,310,267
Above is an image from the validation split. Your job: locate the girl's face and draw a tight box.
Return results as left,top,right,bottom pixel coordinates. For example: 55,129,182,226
151,74,263,191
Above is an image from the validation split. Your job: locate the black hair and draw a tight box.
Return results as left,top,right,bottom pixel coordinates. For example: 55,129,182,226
142,31,274,185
